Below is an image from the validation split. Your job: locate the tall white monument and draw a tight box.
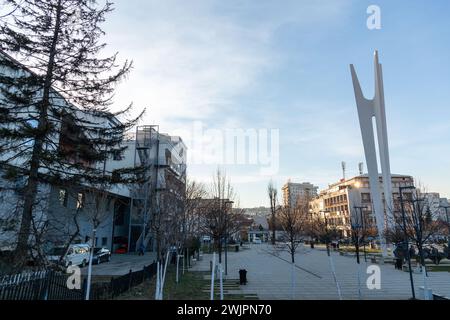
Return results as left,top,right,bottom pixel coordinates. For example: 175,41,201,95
350,51,393,257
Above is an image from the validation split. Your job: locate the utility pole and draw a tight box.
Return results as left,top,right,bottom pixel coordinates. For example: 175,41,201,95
224,200,233,276
399,186,416,300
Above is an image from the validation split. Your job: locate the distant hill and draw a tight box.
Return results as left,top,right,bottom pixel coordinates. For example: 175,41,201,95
240,207,271,216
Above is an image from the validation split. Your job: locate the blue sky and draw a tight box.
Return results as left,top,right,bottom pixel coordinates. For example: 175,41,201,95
103,0,450,207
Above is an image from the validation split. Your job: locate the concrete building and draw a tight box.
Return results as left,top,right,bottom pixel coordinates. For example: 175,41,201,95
242,207,271,217
310,174,414,238
439,198,450,222
282,181,318,208
45,127,187,253
0,50,187,254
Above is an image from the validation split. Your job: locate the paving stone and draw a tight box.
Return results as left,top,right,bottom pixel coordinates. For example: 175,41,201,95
191,243,450,300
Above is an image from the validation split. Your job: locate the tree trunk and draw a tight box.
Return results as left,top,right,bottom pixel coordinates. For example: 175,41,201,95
218,241,222,264
291,261,295,300
85,227,96,300
15,0,63,267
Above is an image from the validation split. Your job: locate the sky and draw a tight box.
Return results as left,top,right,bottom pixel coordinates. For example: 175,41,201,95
102,0,450,207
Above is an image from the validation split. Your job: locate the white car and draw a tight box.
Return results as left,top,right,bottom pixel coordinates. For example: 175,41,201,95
253,238,262,244
48,244,91,268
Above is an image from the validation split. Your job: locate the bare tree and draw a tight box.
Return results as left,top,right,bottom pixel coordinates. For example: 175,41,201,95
81,186,113,300
308,212,342,299
386,186,445,298
278,199,309,264
389,188,444,266
349,205,368,299
309,215,339,255
267,180,278,245
151,188,183,262
182,179,207,261
277,195,310,300
200,169,240,265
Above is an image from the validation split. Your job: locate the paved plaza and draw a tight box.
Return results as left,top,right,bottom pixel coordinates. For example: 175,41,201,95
191,243,450,300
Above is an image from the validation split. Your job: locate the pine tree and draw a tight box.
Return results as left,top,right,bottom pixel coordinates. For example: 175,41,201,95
0,0,144,268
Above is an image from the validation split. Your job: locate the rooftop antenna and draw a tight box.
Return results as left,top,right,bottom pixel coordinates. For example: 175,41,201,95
358,162,364,175
341,161,346,180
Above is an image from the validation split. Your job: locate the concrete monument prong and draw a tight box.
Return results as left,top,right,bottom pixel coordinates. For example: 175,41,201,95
350,50,394,258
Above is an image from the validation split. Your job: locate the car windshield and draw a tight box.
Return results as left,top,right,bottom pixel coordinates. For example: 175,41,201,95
49,247,66,256
94,248,102,254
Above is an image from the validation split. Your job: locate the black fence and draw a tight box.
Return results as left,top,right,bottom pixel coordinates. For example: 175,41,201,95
0,262,157,300
90,262,157,300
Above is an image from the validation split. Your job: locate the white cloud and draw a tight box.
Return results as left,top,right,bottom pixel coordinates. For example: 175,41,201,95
100,0,357,207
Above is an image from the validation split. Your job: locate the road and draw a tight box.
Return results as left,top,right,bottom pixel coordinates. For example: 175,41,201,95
81,252,156,277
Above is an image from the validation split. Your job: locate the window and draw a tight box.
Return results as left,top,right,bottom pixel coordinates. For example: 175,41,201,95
102,237,107,246
77,192,84,209
59,189,68,207
114,202,125,226
361,193,371,202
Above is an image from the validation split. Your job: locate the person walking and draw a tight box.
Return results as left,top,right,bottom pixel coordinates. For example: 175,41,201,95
138,243,145,256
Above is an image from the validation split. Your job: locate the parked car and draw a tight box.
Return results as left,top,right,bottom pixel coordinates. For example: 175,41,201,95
92,247,111,265
47,244,91,268
253,238,262,244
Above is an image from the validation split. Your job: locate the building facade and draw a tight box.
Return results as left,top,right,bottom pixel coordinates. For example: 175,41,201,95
439,198,450,222
310,174,414,238
0,51,187,254
282,181,318,208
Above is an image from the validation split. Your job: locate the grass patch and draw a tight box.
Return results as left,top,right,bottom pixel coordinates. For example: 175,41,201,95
427,265,450,272
116,266,253,300
338,246,382,254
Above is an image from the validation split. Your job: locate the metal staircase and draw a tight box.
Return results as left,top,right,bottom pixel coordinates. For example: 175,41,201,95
129,125,159,252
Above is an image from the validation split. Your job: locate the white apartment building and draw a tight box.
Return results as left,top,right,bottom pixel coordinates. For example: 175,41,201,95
310,174,415,238
282,181,318,207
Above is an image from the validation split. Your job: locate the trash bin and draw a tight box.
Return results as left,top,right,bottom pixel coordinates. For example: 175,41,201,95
239,269,247,285
395,258,403,270
235,245,239,252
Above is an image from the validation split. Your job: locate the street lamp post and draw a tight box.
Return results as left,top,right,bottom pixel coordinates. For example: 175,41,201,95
224,200,234,276
399,185,416,300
